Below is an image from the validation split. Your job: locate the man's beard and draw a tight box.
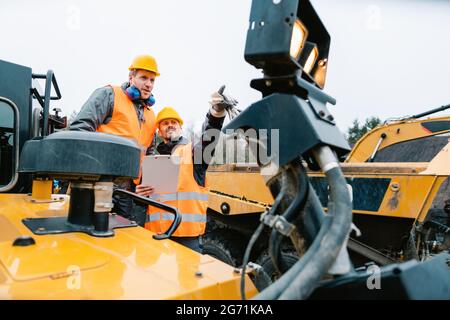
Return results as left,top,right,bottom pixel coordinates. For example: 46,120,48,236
167,128,182,141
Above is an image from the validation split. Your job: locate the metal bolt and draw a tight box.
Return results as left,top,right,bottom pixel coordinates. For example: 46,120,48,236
319,59,328,67
275,221,284,231
391,183,400,192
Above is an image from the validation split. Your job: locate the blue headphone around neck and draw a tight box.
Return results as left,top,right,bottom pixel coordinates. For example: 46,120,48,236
125,85,156,106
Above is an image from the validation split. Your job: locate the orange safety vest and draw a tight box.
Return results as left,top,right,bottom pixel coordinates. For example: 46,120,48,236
145,142,208,237
97,86,156,184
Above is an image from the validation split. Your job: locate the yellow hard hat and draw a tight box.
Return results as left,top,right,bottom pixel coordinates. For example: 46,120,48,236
156,107,184,126
129,54,160,76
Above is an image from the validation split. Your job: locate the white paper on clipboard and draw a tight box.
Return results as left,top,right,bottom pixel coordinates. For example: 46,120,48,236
142,155,180,194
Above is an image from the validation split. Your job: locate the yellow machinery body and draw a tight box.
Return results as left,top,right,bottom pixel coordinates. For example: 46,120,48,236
208,158,450,222
0,193,257,299
310,161,450,222
207,164,274,216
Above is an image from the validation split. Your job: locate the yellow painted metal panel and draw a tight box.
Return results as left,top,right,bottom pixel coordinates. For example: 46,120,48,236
0,215,21,243
308,171,439,219
0,238,110,281
417,176,448,223
207,170,274,205
31,180,52,201
208,193,268,215
421,142,450,175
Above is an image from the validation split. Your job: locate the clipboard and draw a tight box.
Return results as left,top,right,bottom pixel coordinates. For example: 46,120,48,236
142,155,180,194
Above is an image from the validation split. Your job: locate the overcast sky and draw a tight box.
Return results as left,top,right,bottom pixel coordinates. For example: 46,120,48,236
1,0,450,132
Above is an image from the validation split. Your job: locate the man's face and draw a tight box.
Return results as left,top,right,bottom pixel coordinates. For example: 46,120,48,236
158,118,182,141
129,69,156,100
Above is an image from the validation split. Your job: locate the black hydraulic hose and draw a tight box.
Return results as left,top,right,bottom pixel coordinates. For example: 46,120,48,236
278,166,352,299
240,172,288,300
269,166,298,274
113,189,182,240
240,222,265,300
254,182,331,300
269,164,309,274
254,216,333,300
302,183,326,241
254,148,352,300
282,165,310,222
268,229,287,274
411,103,450,119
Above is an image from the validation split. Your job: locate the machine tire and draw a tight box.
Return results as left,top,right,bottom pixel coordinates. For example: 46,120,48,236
202,232,245,267
253,250,299,291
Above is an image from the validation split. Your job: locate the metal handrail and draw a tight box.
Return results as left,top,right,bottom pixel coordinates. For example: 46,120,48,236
31,71,62,137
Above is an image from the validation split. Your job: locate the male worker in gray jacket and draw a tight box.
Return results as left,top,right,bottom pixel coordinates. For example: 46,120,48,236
70,54,159,220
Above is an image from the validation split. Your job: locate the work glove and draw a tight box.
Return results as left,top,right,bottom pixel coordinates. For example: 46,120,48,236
209,85,240,119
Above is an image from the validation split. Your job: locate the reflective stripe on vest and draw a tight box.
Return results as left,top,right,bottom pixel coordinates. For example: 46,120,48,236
146,212,207,223
151,192,209,202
